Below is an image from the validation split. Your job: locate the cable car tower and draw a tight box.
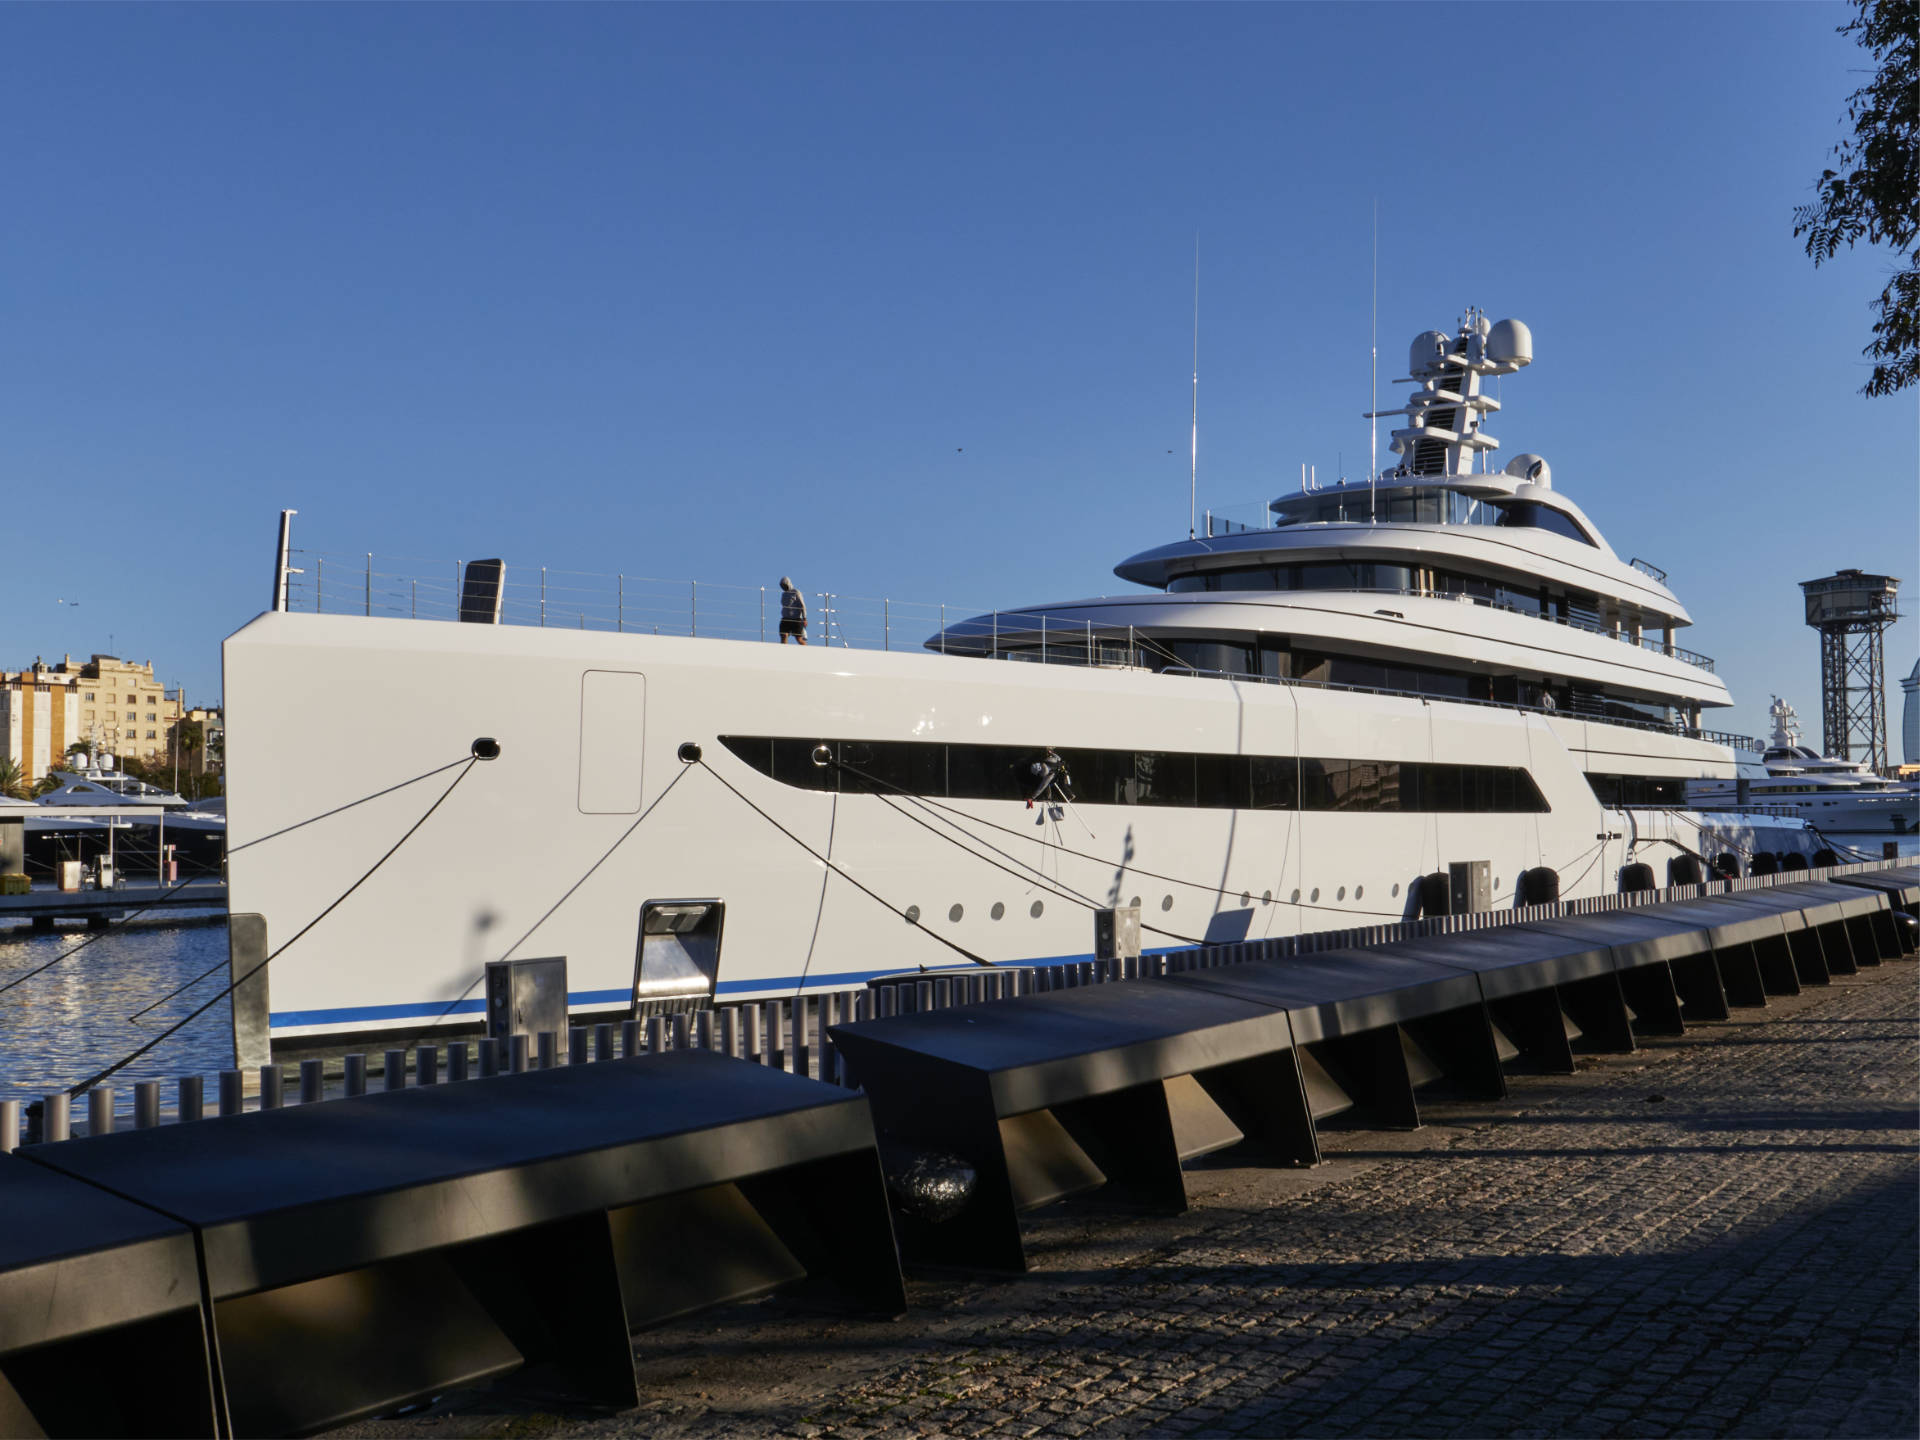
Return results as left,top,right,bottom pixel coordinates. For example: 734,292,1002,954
1800,569,1901,770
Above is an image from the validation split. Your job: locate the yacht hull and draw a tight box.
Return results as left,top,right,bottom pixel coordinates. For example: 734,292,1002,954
223,613,1816,1046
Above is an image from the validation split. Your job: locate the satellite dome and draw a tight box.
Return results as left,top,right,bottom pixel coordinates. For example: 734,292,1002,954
1487,319,1533,367
1408,330,1450,377
1504,453,1551,487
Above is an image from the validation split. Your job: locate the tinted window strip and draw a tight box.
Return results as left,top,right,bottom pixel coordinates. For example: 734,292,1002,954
718,736,1549,813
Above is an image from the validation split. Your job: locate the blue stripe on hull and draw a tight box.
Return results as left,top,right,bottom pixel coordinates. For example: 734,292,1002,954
266,947,1183,1030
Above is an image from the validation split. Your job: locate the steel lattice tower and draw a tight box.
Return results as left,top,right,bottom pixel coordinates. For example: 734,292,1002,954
1800,570,1901,769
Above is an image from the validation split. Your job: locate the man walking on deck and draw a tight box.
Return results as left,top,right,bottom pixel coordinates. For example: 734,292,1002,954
778,577,808,644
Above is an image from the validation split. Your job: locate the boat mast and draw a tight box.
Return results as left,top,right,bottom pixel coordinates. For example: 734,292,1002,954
1189,235,1199,541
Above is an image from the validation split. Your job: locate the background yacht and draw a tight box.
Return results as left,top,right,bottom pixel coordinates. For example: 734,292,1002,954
1691,698,1917,834
223,309,1825,1053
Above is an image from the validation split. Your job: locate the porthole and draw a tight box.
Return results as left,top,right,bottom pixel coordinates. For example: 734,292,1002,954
1355,885,1365,900
1161,895,1174,912
1310,888,1320,903
1262,890,1272,905
1130,895,1141,909
904,905,921,924
949,903,964,923
1240,891,1252,907
1030,900,1045,918
990,901,1005,920
1495,877,1502,891
1391,882,1401,898
1290,889,1301,904
1337,886,1346,901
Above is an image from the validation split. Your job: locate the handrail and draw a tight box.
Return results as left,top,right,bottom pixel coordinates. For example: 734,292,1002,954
280,548,1743,747
1629,556,1669,583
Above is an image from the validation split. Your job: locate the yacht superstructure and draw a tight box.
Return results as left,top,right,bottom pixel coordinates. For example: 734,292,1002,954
223,311,1823,1050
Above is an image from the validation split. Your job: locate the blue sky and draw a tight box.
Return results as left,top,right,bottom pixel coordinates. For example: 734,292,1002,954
3,3,1913,745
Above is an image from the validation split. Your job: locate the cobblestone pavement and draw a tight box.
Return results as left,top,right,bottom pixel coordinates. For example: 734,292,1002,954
347,961,1918,1439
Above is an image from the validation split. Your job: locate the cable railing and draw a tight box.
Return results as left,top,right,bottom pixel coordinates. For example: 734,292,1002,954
280,549,1751,750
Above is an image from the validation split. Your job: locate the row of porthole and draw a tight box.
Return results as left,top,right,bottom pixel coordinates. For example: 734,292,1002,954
905,894,1179,925
906,875,1506,924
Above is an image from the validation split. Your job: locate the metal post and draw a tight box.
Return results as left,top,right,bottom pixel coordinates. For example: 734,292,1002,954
719,1007,737,1056
671,1013,690,1051
299,1059,324,1104
691,581,697,637
992,609,998,658
762,1002,780,1066
510,1034,530,1072
620,1018,641,1057
1041,613,1047,664
178,1075,203,1122
569,1026,589,1064
478,1039,498,1077
381,1050,405,1091
0,1099,16,1152
343,1053,367,1097
448,1042,470,1081
411,579,417,619
87,1088,115,1136
884,598,890,651
316,556,323,612
646,1016,665,1053
417,1045,439,1085
365,553,372,616
540,567,547,626
745,1003,762,1062
259,1065,284,1109
594,1022,614,1061
940,603,946,653
218,1070,244,1116
42,1093,70,1143
618,574,625,633
534,1031,555,1070
271,509,297,612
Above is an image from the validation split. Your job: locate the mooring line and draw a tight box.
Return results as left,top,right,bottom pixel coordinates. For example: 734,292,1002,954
695,758,995,967
72,757,480,1095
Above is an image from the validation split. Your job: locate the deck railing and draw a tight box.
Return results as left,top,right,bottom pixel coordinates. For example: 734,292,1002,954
280,549,1747,749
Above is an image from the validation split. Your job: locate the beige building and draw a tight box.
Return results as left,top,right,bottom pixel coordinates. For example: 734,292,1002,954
4,654,197,783
0,663,81,783
62,655,184,765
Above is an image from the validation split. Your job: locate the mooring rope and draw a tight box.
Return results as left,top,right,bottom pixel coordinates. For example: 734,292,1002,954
122,752,485,1021
694,758,996,967
70,756,480,1095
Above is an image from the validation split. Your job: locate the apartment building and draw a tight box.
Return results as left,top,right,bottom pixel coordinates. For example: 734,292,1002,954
0,663,80,783
63,655,184,763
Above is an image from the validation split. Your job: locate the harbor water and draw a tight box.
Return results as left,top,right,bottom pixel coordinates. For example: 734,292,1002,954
3,832,1914,1116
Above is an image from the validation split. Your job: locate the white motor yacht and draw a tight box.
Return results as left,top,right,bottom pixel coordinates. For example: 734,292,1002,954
223,309,1827,1049
1692,698,1917,834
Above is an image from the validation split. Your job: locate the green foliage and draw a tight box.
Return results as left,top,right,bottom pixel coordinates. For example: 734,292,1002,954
1794,0,1919,396
0,758,28,801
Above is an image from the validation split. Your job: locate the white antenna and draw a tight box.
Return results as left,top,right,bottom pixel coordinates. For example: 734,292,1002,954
1369,198,1378,521
1189,234,1199,540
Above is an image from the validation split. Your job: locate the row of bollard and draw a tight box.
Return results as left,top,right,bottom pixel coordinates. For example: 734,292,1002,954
0,961,1188,1153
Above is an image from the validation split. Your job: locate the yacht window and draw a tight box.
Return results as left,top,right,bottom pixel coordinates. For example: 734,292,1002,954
1494,501,1595,546
1586,774,1687,806
1164,639,1254,676
721,735,1548,814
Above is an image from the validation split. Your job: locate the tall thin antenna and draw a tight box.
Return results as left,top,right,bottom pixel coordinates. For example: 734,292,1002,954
1369,198,1378,521
1189,234,1200,540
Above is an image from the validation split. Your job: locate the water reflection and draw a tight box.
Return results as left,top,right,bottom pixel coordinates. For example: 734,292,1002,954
0,914,232,1113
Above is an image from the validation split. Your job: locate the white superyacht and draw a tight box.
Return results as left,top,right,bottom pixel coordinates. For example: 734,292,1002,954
224,312,1823,1048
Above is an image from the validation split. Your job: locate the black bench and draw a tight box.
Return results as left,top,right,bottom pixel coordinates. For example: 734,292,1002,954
0,1151,216,1437
830,979,1309,1271
28,1050,904,1437
1164,948,1504,1129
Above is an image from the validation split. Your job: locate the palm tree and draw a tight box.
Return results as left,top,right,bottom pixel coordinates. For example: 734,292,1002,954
0,758,30,801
